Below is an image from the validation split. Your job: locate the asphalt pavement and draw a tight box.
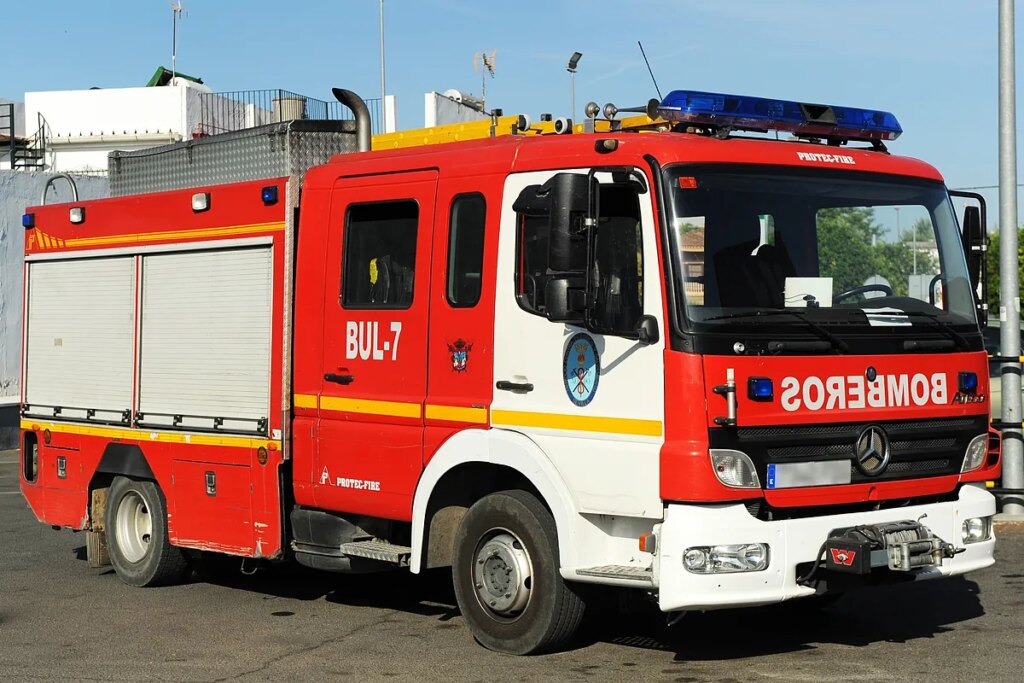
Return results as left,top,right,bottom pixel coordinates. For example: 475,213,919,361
1,448,1022,682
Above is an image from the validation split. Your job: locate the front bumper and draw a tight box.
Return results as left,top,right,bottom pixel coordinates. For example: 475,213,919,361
657,485,996,612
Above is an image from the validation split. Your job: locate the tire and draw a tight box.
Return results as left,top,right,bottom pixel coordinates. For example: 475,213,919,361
452,489,585,655
105,476,188,587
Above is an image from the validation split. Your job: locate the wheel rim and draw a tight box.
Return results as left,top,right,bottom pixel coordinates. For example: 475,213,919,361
115,490,152,564
471,528,534,622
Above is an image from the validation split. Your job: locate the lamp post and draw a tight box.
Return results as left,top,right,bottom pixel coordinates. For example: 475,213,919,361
567,51,582,121
379,0,386,104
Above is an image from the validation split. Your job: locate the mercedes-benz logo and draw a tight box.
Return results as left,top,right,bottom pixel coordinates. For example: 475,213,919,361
854,425,890,476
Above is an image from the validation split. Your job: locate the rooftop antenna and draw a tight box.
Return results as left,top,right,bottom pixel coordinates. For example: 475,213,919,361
170,2,183,83
637,41,663,101
473,50,496,110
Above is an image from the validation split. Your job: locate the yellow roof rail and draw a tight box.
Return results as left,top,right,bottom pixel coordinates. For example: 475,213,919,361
372,113,669,151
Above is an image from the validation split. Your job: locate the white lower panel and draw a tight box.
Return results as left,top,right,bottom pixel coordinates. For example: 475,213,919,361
656,486,996,612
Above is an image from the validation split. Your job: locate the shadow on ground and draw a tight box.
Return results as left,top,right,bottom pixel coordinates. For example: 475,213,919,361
72,543,986,660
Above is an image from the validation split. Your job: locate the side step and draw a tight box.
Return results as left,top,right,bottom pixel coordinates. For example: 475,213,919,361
341,540,412,566
576,565,654,584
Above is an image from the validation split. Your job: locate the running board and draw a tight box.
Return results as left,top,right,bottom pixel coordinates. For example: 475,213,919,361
576,565,654,584
341,540,412,566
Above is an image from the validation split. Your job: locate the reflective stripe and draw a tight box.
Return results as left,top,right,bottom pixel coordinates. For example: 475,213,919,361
425,404,488,424
490,409,663,437
63,222,285,248
20,419,278,450
293,393,317,409
320,396,422,419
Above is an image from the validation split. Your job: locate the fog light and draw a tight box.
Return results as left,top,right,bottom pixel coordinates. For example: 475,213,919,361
961,434,988,473
683,543,770,574
710,449,761,488
961,517,991,544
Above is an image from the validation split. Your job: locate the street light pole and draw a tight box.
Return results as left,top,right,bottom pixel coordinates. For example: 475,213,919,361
567,52,582,121
379,0,386,104
998,0,1023,519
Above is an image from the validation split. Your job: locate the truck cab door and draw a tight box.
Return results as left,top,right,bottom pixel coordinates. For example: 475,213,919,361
315,170,438,520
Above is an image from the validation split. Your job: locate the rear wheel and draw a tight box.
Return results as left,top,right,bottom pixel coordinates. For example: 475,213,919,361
452,490,585,655
105,476,187,587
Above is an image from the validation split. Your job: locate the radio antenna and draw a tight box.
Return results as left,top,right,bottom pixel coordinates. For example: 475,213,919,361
637,41,663,101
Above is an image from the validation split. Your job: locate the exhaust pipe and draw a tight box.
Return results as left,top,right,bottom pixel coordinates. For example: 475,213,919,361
332,88,372,152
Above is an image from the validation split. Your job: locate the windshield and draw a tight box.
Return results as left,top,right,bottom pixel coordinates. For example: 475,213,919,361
665,165,978,346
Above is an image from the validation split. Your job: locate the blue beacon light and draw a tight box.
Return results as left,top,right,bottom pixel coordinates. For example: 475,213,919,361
658,90,902,142
748,377,774,401
958,372,978,394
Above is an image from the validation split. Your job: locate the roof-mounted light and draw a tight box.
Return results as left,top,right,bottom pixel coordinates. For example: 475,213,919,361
658,89,902,142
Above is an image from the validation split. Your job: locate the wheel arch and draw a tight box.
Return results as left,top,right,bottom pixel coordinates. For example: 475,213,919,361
86,443,157,528
411,428,579,573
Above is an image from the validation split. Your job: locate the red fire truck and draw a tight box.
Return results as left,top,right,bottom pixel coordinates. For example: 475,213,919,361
19,88,1000,654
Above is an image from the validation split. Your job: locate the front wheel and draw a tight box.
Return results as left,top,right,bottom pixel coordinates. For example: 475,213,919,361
452,490,585,655
105,476,188,587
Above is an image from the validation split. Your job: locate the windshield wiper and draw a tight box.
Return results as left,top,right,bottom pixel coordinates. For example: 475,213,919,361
884,309,970,350
701,309,849,353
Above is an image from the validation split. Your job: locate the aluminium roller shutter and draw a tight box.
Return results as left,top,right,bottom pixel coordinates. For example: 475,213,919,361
24,257,135,417
137,247,273,432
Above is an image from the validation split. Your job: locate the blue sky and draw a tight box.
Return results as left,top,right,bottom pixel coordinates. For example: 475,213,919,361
2,1,1022,228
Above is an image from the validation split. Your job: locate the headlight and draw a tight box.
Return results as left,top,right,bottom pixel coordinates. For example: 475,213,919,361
961,517,992,544
710,449,761,488
683,543,770,573
961,434,988,473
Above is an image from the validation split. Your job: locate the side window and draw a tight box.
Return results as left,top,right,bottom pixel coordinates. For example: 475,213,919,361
341,201,418,309
446,194,486,307
514,179,643,329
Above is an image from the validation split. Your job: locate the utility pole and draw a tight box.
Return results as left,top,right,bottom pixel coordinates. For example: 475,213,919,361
170,2,183,83
379,0,386,104
998,0,1023,519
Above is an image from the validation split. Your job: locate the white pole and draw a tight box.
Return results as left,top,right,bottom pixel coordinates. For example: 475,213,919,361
379,0,386,104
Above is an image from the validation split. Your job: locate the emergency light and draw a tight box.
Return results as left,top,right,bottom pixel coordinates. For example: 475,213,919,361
658,90,902,142
958,371,979,394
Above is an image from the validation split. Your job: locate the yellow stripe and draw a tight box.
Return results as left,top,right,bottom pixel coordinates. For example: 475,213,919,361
320,396,421,419
425,404,488,424
490,409,662,437
293,393,318,409
64,221,285,248
21,419,279,450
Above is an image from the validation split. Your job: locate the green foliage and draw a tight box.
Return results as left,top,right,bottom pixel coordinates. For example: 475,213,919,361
899,218,933,243
985,226,1024,313
817,207,936,297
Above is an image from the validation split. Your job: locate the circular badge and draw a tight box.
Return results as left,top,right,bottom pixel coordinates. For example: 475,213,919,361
563,333,600,407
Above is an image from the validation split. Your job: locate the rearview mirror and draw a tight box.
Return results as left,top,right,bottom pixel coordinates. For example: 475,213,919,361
951,190,988,325
546,173,592,272
544,276,586,323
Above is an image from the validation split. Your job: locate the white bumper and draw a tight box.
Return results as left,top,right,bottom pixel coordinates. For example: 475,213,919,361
657,485,996,612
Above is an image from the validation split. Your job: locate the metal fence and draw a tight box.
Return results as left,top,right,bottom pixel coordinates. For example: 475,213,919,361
197,89,383,137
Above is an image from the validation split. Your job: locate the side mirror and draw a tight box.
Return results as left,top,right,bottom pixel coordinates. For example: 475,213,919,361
545,173,592,272
544,276,586,323
951,190,988,326
636,315,660,345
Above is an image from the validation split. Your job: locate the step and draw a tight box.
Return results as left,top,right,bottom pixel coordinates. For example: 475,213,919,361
576,565,654,583
341,540,412,566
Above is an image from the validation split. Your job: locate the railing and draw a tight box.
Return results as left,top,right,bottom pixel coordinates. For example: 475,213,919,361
1,102,16,166
197,89,383,137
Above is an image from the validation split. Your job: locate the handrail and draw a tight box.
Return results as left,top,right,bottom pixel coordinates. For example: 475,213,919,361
40,173,79,205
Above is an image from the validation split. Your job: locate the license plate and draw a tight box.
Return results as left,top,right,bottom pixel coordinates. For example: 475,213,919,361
766,461,851,489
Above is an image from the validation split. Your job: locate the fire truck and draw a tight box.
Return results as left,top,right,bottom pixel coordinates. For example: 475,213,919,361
18,88,1000,654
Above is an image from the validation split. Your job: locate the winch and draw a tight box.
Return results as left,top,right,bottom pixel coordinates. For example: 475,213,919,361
818,520,963,576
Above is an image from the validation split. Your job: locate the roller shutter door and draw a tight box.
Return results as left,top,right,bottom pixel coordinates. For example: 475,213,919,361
138,247,272,433
25,257,135,419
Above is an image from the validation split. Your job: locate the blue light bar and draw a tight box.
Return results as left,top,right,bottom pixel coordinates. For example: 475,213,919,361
748,377,773,402
659,90,902,142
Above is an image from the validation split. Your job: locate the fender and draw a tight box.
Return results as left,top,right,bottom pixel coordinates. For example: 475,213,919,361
410,427,580,573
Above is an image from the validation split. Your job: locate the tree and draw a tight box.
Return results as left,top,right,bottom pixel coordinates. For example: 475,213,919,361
985,226,1024,314
899,218,933,243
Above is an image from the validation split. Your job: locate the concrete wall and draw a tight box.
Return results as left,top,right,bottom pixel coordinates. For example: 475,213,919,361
0,171,109,447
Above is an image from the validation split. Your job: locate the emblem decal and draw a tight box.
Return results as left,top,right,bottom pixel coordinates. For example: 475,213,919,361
854,425,890,477
829,548,857,566
563,333,600,407
447,339,473,372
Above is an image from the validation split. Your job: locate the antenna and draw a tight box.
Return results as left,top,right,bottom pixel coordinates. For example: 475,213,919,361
170,2,184,83
473,50,496,110
637,41,663,101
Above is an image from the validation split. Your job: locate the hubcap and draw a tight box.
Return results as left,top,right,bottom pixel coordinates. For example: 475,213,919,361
115,490,152,563
472,530,533,620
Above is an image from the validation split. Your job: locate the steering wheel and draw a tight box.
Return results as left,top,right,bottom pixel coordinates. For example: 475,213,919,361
832,284,894,305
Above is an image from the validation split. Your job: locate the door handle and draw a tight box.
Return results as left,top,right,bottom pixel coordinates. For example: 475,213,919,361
324,373,355,385
496,380,534,393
